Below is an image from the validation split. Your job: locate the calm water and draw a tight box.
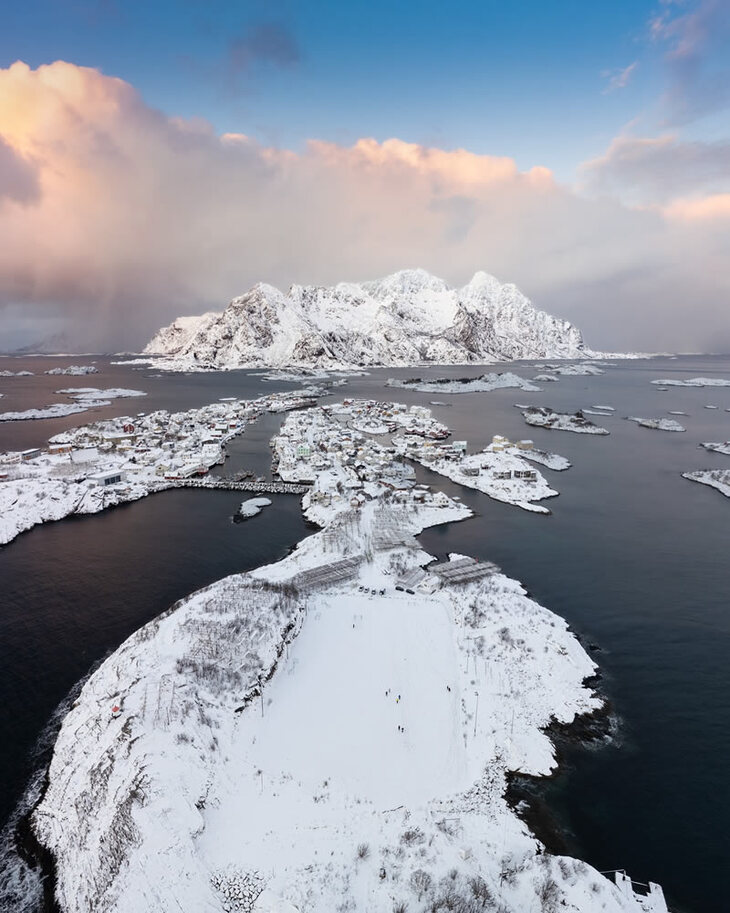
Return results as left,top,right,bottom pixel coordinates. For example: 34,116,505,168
1,355,729,912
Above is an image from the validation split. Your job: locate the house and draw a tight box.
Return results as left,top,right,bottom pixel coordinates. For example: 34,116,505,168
461,465,480,477
48,442,72,455
514,469,537,481
452,440,467,454
21,448,41,462
516,439,534,451
493,470,512,480
89,469,126,487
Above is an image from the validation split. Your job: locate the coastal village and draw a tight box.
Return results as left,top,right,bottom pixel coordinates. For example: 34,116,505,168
23,385,669,913
0,389,573,545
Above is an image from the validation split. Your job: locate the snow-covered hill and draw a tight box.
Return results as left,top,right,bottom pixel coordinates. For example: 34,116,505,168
143,269,590,369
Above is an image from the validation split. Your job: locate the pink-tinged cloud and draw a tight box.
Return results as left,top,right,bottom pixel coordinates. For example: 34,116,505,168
0,60,728,353
664,193,730,220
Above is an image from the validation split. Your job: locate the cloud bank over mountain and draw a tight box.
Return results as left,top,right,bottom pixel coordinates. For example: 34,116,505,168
0,60,727,353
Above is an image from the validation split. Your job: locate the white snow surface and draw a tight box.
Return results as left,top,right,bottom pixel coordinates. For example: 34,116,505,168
31,428,639,913
142,269,592,369
386,372,541,394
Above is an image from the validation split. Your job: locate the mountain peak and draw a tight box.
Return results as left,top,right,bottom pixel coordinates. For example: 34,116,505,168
144,269,590,368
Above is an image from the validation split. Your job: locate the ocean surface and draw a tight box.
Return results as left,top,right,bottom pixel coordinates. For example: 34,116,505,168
1,354,729,912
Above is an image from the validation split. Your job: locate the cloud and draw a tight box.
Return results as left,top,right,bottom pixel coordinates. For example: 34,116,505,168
582,132,730,203
663,191,730,220
0,60,728,355
228,22,300,74
602,61,639,93
0,136,40,203
649,0,730,124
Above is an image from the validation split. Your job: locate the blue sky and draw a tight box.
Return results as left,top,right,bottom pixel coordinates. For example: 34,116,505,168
1,0,670,177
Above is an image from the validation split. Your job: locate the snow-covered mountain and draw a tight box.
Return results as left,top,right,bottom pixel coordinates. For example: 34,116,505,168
144,269,590,369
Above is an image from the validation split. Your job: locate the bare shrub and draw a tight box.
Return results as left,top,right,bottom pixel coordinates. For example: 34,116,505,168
356,842,370,860
410,869,432,900
401,827,425,846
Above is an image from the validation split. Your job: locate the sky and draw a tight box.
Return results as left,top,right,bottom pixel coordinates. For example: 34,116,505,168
0,0,729,352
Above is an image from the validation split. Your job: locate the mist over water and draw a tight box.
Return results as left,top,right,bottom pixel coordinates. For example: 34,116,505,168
1,355,729,913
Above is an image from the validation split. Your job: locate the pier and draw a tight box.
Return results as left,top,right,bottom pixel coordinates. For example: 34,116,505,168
164,476,310,495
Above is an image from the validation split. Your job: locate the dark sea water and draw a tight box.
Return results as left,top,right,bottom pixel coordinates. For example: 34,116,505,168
1,354,729,912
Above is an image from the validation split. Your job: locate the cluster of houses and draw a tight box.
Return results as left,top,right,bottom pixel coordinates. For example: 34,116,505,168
273,401,461,516
390,431,539,484
1,388,325,495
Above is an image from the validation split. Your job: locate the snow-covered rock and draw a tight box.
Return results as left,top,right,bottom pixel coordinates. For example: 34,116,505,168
700,442,730,456
44,365,99,376
522,407,610,435
143,270,591,369
236,497,272,520
626,417,686,432
651,377,730,387
682,469,730,498
387,371,541,394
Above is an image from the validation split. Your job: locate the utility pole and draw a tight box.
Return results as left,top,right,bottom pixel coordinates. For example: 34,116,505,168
473,690,479,738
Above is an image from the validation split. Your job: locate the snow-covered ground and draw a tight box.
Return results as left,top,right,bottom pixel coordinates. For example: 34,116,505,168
682,469,730,498
386,372,541,394
30,460,647,913
626,417,686,432
522,407,610,435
